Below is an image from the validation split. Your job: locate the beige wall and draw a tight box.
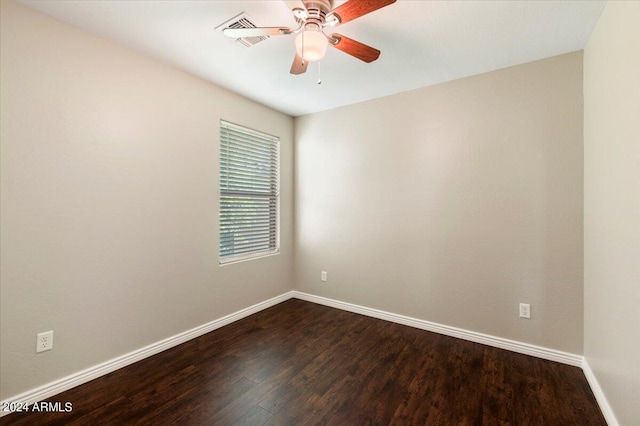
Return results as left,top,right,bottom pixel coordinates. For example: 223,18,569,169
295,52,584,354
0,0,293,400
584,1,640,424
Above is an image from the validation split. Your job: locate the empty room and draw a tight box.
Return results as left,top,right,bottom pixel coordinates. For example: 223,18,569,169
1,0,638,424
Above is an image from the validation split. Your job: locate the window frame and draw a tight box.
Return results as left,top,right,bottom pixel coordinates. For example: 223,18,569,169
218,120,280,265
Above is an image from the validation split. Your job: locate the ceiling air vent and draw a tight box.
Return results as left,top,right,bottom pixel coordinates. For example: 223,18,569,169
216,13,269,48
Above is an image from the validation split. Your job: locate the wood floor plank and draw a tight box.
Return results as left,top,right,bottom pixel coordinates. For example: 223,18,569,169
2,299,606,425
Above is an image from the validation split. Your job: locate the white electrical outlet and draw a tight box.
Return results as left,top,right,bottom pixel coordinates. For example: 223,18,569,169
36,331,53,353
321,271,327,282
519,303,531,319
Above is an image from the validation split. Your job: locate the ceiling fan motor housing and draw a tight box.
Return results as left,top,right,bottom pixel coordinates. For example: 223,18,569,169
301,0,333,28
303,0,333,15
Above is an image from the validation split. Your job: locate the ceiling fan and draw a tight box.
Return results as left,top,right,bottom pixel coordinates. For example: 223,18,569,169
222,0,397,75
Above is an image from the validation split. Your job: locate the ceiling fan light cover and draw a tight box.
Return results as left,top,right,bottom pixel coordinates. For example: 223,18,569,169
295,29,328,62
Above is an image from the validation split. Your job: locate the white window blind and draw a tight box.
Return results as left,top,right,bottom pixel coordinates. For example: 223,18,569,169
219,121,280,264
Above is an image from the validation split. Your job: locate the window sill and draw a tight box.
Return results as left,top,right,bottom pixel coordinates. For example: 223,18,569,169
219,251,280,266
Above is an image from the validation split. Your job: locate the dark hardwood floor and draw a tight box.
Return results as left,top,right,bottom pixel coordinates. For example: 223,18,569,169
2,299,605,425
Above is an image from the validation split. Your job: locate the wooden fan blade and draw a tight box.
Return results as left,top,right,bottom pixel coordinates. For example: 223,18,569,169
330,34,380,63
290,53,308,75
329,0,396,25
223,27,291,38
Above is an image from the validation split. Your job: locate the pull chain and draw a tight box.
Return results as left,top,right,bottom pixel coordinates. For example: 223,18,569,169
317,60,322,85
301,30,305,66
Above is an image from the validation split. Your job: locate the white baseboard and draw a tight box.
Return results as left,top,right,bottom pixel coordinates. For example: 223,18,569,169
582,358,619,426
0,291,294,417
291,291,583,367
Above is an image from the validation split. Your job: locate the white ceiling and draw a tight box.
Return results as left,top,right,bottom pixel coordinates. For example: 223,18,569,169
19,0,605,117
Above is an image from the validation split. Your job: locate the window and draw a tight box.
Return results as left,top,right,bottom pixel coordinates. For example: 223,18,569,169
219,121,280,264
